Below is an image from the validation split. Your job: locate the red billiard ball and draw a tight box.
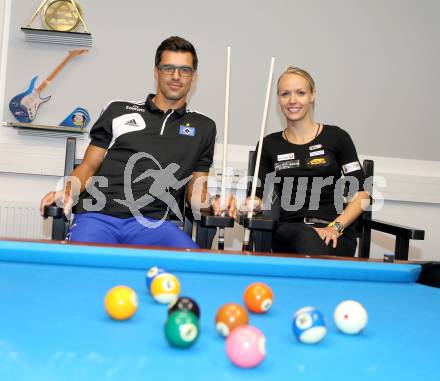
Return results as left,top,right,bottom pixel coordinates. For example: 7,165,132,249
215,303,249,337
243,282,273,314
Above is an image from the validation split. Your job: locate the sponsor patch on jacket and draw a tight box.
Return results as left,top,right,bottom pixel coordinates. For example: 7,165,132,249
310,149,325,157
277,152,295,161
309,144,322,151
179,125,195,136
342,161,361,174
306,156,328,167
274,159,300,171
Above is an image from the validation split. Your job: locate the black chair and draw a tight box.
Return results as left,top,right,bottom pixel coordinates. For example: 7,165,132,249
191,210,234,249
44,137,231,249
241,151,425,260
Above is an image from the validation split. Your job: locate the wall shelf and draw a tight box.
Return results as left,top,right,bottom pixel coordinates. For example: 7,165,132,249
2,121,87,139
21,27,92,47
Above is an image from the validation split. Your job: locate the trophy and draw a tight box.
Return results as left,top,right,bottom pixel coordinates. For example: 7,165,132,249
22,0,92,46
42,0,85,32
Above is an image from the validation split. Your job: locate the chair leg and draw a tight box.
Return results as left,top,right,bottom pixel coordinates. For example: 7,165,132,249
248,230,255,252
52,218,68,240
253,231,272,252
262,231,272,252
183,216,193,237
195,225,216,249
395,237,409,260
358,227,371,258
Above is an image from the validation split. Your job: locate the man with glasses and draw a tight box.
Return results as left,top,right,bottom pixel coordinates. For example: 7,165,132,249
40,36,235,247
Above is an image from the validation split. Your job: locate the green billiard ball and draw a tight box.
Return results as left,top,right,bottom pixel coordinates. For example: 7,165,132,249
164,310,199,348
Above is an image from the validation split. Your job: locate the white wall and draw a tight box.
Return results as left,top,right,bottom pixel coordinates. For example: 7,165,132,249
0,0,10,126
0,0,439,260
2,0,440,161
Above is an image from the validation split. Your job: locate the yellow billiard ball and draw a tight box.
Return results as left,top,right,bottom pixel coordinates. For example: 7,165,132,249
104,285,138,320
150,273,180,304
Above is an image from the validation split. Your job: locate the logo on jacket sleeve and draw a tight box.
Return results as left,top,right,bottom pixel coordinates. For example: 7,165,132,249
179,124,195,136
342,161,361,174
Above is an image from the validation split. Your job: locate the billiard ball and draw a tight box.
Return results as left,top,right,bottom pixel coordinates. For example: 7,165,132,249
146,266,166,292
334,300,368,334
226,325,266,368
168,296,200,319
243,282,273,313
104,285,138,320
164,310,200,348
150,272,180,304
215,303,249,337
292,306,327,344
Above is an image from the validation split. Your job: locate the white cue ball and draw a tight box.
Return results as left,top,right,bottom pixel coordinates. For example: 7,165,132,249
334,300,368,334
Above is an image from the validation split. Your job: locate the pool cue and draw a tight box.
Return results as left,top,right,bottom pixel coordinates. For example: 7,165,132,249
242,56,275,251
218,46,231,250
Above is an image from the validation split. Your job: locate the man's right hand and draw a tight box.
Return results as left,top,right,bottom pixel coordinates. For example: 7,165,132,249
40,189,74,218
39,144,107,218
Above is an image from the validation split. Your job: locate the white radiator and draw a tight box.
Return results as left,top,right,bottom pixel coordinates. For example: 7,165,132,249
0,200,52,240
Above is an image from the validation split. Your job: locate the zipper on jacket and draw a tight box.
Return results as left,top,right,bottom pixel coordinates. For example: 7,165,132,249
160,110,174,135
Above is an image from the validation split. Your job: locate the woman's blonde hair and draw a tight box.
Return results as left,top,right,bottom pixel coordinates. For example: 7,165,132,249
277,66,316,93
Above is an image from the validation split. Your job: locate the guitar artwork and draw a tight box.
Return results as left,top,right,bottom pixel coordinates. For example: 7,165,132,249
9,49,88,123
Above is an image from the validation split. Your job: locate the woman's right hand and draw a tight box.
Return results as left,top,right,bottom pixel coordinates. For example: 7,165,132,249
239,196,263,215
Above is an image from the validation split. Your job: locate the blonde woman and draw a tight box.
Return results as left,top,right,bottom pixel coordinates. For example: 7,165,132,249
245,67,370,256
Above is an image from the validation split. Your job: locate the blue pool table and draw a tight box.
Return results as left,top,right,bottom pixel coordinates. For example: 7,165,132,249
0,239,439,381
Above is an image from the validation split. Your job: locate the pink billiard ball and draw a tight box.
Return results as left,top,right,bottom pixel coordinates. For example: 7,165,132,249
225,325,266,368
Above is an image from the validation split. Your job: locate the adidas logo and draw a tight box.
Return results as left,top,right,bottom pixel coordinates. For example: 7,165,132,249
125,119,139,127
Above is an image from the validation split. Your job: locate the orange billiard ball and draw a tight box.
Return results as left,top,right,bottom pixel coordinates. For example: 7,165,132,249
243,282,273,314
215,303,249,337
104,285,138,320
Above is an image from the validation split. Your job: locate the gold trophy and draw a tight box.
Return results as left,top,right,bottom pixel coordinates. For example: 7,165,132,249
22,0,91,46
42,0,84,32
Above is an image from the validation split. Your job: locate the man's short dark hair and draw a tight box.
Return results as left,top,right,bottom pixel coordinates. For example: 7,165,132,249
155,36,198,71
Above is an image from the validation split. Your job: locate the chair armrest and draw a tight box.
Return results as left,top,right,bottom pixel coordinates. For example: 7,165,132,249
362,219,425,240
239,214,276,231
200,210,234,228
417,262,440,288
43,205,65,219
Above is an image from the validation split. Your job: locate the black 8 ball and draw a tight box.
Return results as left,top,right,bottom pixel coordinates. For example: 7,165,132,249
168,296,200,319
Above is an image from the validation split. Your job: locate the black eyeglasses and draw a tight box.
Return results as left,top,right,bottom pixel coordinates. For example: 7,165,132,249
157,64,194,77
